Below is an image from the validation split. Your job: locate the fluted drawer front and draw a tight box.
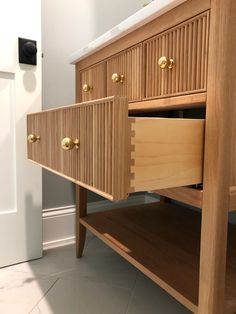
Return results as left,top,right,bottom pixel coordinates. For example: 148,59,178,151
76,97,130,200
27,112,51,168
27,96,130,201
145,11,209,99
80,62,106,102
107,44,142,102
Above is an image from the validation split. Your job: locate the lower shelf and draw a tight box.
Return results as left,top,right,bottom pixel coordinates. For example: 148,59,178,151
80,202,236,314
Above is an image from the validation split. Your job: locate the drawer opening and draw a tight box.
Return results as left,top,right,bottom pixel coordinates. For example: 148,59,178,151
129,107,206,119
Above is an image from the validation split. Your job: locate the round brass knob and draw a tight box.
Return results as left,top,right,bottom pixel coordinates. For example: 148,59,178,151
158,56,174,69
82,83,92,92
28,134,40,143
111,73,124,83
61,137,79,151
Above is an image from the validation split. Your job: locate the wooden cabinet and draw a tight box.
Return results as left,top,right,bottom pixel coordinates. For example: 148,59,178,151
27,96,204,201
145,12,209,99
107,45,142,102
79,62,106,102
27,0,236,312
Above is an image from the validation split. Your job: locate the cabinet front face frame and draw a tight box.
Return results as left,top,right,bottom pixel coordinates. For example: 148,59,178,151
107,44,143,102
144,11,210,100
80,62,107,102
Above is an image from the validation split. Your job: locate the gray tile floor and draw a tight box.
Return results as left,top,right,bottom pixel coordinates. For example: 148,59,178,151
1,232,191,314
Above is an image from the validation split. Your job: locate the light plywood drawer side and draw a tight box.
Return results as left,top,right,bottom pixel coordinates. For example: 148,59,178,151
145,11,210,99
27,96,204,201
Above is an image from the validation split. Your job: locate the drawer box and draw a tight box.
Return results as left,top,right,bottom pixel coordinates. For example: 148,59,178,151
107,45,142,102
27,96,204,201
144,11,209,99
79,62,106,102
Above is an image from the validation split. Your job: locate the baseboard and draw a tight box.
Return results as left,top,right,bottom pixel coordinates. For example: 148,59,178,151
43,193,159,250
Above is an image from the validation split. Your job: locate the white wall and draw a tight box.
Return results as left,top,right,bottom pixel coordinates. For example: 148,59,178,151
42,0,147,209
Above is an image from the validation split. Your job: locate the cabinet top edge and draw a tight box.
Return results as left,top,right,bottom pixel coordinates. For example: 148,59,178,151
69,0,187,65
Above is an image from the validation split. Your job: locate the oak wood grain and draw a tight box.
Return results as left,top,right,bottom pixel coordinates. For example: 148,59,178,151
107,44,142,102
80,62,106,102
80,202,236,314
144,12,209,99
198,0,236,313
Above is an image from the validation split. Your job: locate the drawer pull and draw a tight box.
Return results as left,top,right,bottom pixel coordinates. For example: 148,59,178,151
112,73,124,83
158,56,174,69
28,134,40,143
82,83,92,92
61,137,79,151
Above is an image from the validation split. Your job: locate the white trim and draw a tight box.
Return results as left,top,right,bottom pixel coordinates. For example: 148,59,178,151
43,194,159,250
43,236,76,250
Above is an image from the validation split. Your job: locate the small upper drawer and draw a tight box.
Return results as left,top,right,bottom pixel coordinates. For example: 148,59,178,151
27,97,204,201
107,45,142,102
144,11,209,99
80,62,106,102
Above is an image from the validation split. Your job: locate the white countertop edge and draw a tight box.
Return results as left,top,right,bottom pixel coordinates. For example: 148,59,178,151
69,0,187,65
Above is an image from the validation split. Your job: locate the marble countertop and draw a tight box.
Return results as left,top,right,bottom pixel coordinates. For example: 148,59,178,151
69,0,187,64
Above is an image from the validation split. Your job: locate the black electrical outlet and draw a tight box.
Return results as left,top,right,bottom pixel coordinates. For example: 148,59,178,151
18,37,37,65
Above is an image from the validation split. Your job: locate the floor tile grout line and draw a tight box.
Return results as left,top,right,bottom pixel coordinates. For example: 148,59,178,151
3,267,48,277
124,270,140,314
28,277,60,314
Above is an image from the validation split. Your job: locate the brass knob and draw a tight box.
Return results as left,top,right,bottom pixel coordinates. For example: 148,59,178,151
82,83,92,92
111,73,124,83
28,134,40,143
61,137,79,151
158,56,174,69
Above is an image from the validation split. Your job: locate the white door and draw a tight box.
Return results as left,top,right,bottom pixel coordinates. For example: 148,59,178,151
0,0,42,267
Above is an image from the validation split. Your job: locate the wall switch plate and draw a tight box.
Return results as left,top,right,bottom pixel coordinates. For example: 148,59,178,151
18,37,37,65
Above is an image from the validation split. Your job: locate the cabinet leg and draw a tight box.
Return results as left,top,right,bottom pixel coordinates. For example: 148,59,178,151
198,194,229,314
75,185,87,258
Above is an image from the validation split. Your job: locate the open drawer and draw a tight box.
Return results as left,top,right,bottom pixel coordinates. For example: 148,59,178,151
27,96,204,201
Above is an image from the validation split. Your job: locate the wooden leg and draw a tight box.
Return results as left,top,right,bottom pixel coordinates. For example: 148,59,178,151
197,0,235,312
198,192,229,314
75,185,87,258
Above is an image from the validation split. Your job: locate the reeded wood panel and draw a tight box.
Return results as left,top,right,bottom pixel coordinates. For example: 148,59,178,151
80,62,106,102
145,11,209,99
76,96,130,201
27,112,51,168
107,44,142,102
27,96,130,201
50,109,62,173
61,107,80,179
